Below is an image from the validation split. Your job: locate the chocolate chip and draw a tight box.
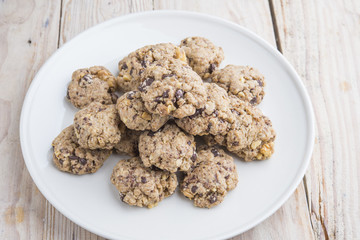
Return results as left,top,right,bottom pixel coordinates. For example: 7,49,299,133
208,194,217,204
59,159,64,165
130,67,134,75
257,80,263,87
207,123,212,132
79,158,87,165
133,114,138,120
83,117,88,121
139,69,144,75
162,90,169,98
121,63,128,70
138,77,154,92
225,175,230,179
68,155,79,160
209,63,216,74
211,148,219,157
141,177,147,183
189,108,204,119
162,74,175,79
119,193,125,201
191,185,198,193
141,60,146,68
154,96,162,103
127,91,135,100
182,39,187,45
198,193,203,197
175,89,184,100
187,141,191,146
191,153,197,161
233,141,239,146
250,97,257,104
83,75,92,82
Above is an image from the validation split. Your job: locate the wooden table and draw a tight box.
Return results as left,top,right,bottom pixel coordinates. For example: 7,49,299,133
1,0,359,239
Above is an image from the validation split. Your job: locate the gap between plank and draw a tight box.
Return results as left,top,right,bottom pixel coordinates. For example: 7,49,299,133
57,0,64,48
268,0,283,53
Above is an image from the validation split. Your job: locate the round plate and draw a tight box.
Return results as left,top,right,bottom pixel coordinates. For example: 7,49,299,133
20,11,315,240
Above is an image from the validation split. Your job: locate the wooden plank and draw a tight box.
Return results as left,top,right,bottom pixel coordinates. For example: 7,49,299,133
42,1,154,239
154,0,315,239
0,0,61,239
271,0,360,239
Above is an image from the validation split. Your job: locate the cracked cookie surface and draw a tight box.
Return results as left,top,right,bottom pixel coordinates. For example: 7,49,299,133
181,147,238,208
74,102,121,150
116,43,187,92
116,91,169,131
139,59,207,118
175,83,235,136
67,66,117,109
110,157,178,208
138,123,197,173
211,65,265,105
52,125,111,174
180,36,224,79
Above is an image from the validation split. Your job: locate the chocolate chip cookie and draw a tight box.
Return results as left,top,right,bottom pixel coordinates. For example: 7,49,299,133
67,66,117,109
116,91,169,131
138,123,197,173
113,122,141,156
180,37,224,79
212,96,276,161
181,147,238,208
52,125,111,175
211,65,265,105
110,157,178,208
117,43,187,92
74,102,121,150
139,59,207,118
175,83,235,136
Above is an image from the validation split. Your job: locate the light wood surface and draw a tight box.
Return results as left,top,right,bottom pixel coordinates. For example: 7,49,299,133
0,0,358,239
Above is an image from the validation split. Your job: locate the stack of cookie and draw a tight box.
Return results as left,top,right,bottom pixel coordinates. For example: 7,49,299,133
52,37,276,209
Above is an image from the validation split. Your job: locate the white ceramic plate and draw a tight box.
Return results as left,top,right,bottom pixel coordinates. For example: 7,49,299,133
20,11,315,240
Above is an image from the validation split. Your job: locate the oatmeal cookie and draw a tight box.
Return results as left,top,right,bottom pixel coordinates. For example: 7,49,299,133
175,83,235,136
181,147,238,208
180,36,224,79
67,66,117,109
52,125,111,174
138,123,197,173
211,65,265,105
74,102,121,150
110,157,178,208
116,91,169,131
113,122,141,156
117,43,187,92
139,59,207,118
212,96,276,161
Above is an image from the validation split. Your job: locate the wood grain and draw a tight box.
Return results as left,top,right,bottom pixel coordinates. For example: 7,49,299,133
0,0,61,239
271,0,360,239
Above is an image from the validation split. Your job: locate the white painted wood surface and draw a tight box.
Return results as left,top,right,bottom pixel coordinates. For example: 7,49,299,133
0,0,358,239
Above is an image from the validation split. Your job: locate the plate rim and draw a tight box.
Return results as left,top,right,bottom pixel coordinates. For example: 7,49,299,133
20,10,315,240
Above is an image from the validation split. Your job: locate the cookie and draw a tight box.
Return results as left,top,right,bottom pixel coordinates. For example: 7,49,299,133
117,43,187,92
211,65,265,105
212,96,276,161
139,59,207,118
181,147,238,208
74,102,121,150
138,123,197,173
113,122,141,156
67,66,117,109
116,91,169,131
180,36,224,79
175,83,235,136
52,125,111,175
110,157,178,208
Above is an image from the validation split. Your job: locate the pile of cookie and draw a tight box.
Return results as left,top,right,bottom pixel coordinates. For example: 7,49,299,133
52,37,276,209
